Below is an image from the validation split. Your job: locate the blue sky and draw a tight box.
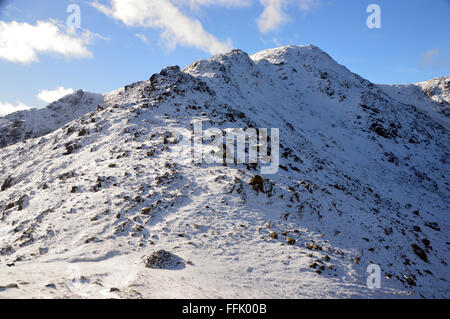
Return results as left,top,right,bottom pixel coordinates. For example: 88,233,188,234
0,0,449,115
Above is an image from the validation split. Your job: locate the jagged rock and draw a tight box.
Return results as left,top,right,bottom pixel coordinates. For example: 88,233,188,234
403,275,416,286
78,128,88,136
412,244,428,263
0,283,18,290
0,246,13,256
16,195,29,211
70,186,79,193
286,237,296,245
63,142,81,155
142,250,185,270
424,222,440,231
306,243,322,251
1,177,13,191
422,238,432,250
249,175,264,192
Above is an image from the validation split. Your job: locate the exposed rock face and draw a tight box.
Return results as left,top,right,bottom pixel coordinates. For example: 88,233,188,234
249,175,264,192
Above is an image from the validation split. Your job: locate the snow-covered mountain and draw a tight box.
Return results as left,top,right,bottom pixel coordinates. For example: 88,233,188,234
0,45,448,298
0,90,103,149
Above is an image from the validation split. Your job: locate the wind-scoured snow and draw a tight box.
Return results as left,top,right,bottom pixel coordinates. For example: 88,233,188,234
0,45,448,298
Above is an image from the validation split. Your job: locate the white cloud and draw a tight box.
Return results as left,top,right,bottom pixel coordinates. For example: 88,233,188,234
136,33,149,45
420,49,449,69
295,0,316,11
0,101,32,117
175,0,251,9
257,0,317,33
257,0,288,33
91,0,232,54
37,87,75,103
0,20,96,64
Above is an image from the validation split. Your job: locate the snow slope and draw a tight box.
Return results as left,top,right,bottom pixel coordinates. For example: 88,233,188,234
0,45,448,298
379,76,450,130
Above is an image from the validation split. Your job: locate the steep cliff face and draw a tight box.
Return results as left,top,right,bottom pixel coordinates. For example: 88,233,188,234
0,45,448,298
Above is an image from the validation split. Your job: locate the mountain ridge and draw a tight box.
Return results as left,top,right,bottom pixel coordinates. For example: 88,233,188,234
1,45,447,149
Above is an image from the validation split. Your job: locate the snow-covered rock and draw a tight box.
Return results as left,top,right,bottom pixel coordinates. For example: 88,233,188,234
417,77,450,106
